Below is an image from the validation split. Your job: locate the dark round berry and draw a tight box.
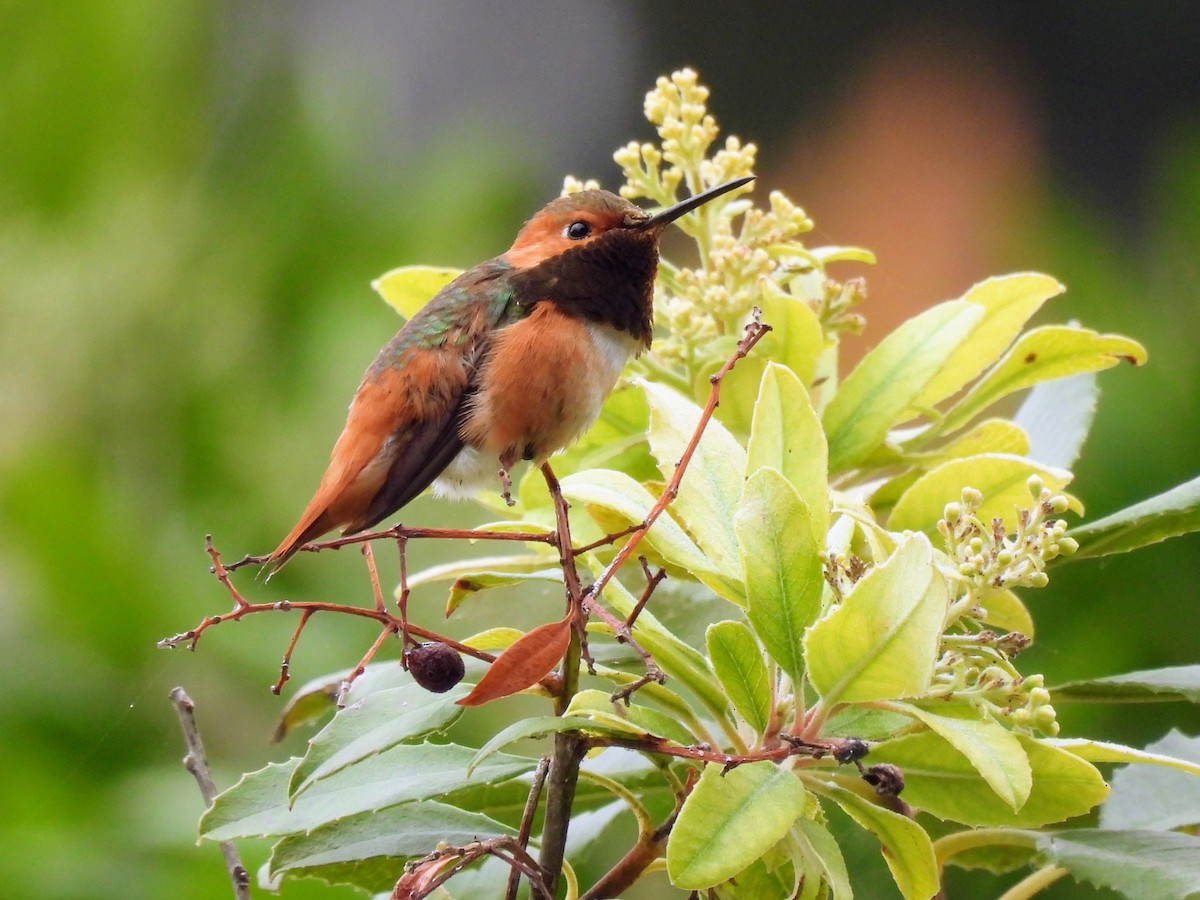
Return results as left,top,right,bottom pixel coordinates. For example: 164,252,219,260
407,642,465,693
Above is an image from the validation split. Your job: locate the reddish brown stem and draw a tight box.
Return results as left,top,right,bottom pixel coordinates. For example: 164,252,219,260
362,543,386,612
395,535,412,654
582,732,856,771
574,523,642,554
225,523,554,572
625,557,668,628
272,608,315,695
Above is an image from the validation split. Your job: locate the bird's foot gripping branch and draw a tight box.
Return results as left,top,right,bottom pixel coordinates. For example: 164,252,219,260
166,69,1200,900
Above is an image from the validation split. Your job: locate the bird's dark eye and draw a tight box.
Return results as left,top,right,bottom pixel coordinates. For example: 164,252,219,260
565,220,591,240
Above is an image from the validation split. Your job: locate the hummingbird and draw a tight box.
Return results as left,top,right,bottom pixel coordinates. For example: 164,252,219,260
266,175,754,574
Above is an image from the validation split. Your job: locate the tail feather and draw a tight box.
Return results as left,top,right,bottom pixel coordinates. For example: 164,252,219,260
264,509,336,579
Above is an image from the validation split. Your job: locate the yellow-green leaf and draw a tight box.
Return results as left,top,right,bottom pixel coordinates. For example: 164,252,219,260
937,325,1147,436
707,621,771,735
926,418,1031,462
444,567,563,615
1050,737,1200,779
559,468,738,600
461,627,524,652
642,380,747,584
824,300,984,471
737,469,823,681
913,273,1065,409
747,363,829,539
888,453,1077,535
756,280,824,386
668,762,807,890
371,265,463,320
873,731,1108,827
890,703,1032,812
804,534,946,704
700,356,766,437
810,779,939,900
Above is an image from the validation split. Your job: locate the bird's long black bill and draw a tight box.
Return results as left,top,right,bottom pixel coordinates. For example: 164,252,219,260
638,175,755,230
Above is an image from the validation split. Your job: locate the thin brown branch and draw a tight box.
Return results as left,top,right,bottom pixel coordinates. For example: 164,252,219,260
165,539,567,698
363,543,386,613
505,756,551,900
574,523,642,554
396,535,412,653
169,688,251,900
225,523,554,572
626,556,668,628
337,623,399,704
271,608,314,695
394,837,551,900
582,732,862,772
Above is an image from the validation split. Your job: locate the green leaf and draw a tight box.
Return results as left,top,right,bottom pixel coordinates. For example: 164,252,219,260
936,324,1147,436
461,627,525,651
808,244,877,265
707,621,771,734
642,380,747,584
1065,474,1200,561
560,468,736,600
756,281,825,386
1014,371,1099,469
913,273,1065,409
564,687,696,746
269,800,513,886
290,684,467,800
1051,734,1200,780
701,356,767,437
890,703,1032,812
804,534,946,704
667,762,808,890
823,300,984,471
747,362,829,538
1051,664,1200,704
443,567,564,614
872,732,1108,827
1032,828,1200,900
271,664,414,741
791,817,853,899
470,715,642,776
811,779,939,900
371,265,463,319
737,469,823,681
928,418,1031,462
201,744,531,841
1096,730,1200,831
407,553,557,590
888,453,1076,535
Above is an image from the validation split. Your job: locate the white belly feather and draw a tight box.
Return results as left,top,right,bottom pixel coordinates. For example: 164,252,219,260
433,323,640,499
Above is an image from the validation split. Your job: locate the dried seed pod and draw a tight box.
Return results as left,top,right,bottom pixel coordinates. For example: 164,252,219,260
406,642,465,693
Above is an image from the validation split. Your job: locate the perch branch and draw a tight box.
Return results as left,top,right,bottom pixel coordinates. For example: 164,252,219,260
169,688,251,900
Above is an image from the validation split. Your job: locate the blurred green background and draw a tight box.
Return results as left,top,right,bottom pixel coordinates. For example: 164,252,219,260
2,3,1196,898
